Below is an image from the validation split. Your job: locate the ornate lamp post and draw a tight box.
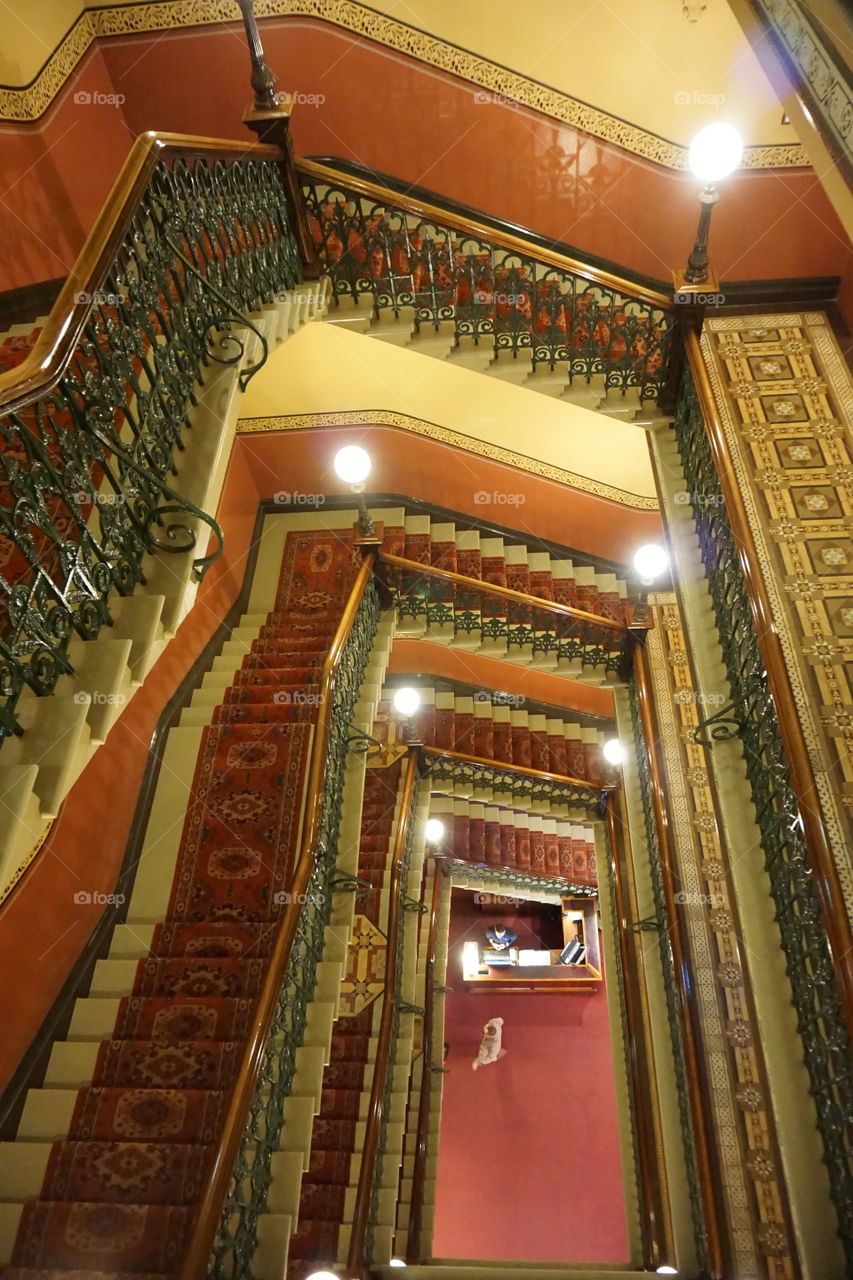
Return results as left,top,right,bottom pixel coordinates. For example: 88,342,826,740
235,0,280,110
683,123,744,284
631,543,669,625
333,445,377,541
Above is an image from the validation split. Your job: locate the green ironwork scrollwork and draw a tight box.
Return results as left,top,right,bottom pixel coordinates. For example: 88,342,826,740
207,576,381,1280
628,679,709,1270
426,750,604,817
0,151,302,741
672,366,853,1266
301,175,673,403
444,857,594,900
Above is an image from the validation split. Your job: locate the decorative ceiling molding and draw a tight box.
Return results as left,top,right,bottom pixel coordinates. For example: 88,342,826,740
235,409,661,510
0,0,809,170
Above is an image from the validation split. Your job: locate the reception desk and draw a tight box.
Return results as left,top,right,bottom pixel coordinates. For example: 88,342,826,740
460,897,601,993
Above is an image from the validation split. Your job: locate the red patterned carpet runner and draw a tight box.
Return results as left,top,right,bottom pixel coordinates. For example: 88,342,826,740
8,531,360,1279
286,757,404,1276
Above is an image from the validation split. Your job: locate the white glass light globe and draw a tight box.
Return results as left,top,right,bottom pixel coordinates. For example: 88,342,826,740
603,738,626,766
305,1272,340,1280
688,123,743,184
425,818,445,843
633,544,669,582
389,1259,408,1267
333,444,371,484
392,686,421,717
656,1268,678,1276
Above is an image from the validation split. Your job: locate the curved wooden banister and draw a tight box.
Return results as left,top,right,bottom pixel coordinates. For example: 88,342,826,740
296,157,674,313
179,551,377,1280
405,854,446,1263
684,332,853,1043
0,131,283,416
347,748,421,1272
381,552,628,635
422,743,612,794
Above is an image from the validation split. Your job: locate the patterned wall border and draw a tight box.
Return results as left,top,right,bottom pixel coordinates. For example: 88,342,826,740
647,592,797,1277
0,0,809,171
701,313,853,925
236,408,661,510
0,820,54,908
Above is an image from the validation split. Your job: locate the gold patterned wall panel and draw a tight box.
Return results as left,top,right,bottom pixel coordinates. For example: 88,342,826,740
647,593,796,1278
701,314,853,925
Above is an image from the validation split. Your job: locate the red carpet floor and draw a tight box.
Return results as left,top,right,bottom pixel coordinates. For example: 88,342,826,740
432,892,629,1263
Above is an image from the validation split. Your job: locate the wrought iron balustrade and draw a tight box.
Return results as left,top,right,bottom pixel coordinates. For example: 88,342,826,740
424,744,607,820
445,856,594,900
299,160,674,403
382,552,629,678
0,133,302,742
672,364,853,1267
189,562,381,1280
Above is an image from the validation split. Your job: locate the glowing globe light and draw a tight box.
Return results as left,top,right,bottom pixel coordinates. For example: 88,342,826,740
305,1272,340,1280
333,444,371,484
392,686,421,717
633,544,669,583
425,818,445,843
389,1260,408,1268
688,123,743,184
603,738,626,766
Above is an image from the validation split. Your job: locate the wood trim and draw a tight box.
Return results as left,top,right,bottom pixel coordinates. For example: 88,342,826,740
179,550,378,1280
381,552,628,635
405,854,446,1262
605,788,673,1270
0,131,283,415
684,331,853,1044
0,499,270,1138
421,743,611,795
632,640,729,1279
347,747,421,1273
297,157,674,312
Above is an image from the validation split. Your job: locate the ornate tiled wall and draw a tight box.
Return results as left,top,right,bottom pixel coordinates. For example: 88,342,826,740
701,314,853,926
646,595,796,1278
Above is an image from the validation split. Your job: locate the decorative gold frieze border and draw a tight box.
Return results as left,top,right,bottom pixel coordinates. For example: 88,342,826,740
0,0,808,170
701,312,853,923
236,408,660,510
647,592,797,1278
0,819,54,907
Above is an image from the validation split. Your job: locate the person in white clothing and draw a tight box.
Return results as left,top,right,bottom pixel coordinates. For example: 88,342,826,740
472,1017,506,1070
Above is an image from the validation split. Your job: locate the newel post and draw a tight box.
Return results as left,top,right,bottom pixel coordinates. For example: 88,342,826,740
236,0,320,278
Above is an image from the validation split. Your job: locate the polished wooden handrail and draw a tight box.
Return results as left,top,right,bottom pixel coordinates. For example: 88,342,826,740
633,642,727,1280
0,131,283,416
180,551,377,1280
382,551,627,635
684,331,853,1044
297,157,674,313
422,743,612,794
405,855,446,1262
605,789,673,1271
347,747,421,1272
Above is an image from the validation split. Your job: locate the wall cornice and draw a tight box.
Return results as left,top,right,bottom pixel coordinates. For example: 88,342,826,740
0,0,809,170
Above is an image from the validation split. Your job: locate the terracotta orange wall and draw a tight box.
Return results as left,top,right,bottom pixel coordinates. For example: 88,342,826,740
0,44,131,292
0,440,263,1090
98,19,850,287
234,423,662,565
1,18,849,297
388,640,614,720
